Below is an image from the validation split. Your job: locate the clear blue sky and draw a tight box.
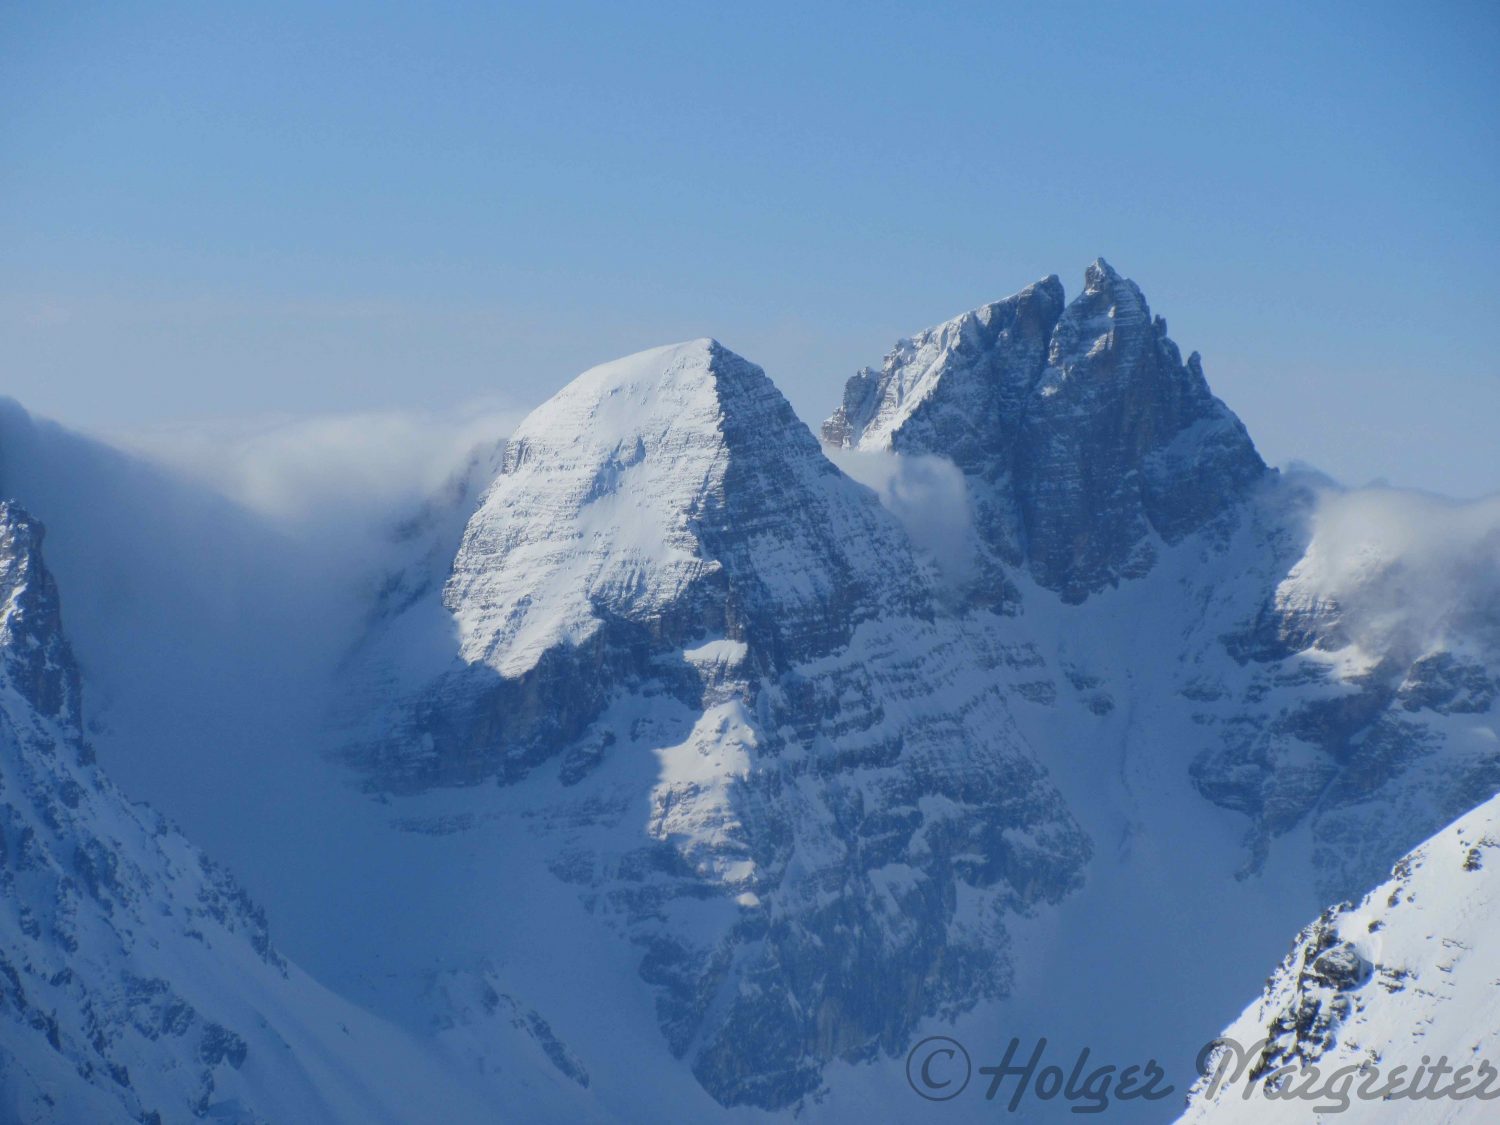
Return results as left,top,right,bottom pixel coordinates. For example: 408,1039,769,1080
3,0,1496,495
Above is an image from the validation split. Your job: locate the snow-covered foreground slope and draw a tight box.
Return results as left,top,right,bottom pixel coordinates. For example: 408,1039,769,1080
1178,795,1500,1123
0,261,1493,1122
0,502,502,1124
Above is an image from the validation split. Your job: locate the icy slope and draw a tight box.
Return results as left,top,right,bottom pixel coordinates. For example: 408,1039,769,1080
1178,793,1500,1123
0,502,494,1124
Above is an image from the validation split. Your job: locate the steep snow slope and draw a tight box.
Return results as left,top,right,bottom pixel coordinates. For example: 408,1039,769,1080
447,340,925,680
0,502,497,1124
1178,794,1500,1123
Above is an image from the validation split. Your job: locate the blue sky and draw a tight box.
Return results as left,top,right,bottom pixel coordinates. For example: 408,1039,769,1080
2,0,1496,495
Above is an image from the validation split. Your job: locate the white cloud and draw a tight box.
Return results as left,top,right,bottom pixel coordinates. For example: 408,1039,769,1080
825,446,977,585
1281,477,1500,656
108,404,521,532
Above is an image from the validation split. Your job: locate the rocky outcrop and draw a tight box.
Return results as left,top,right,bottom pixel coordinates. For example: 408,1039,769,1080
0,503,83,732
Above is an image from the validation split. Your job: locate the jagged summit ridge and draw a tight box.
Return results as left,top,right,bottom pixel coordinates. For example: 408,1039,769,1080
824,259,1268,601
821,275,1065,451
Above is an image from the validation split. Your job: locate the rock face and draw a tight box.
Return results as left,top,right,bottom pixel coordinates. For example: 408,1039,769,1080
1179,794,1500,1124
354,339,1091,1108
824,260,1266,602
825,264,1497,904
0,502,271,1120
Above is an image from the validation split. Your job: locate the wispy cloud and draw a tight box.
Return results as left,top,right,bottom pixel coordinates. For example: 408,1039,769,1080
825,446,977,585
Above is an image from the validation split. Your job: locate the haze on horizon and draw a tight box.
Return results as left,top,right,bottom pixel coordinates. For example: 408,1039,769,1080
2,1,1496,498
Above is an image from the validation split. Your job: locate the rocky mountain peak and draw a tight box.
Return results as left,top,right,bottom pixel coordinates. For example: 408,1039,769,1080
1082,254,1126,291
362,339,932,790
824,261,1268,601
448,338,927,677
499,338,765,474
1042,256,1163,385
821,274,1064,453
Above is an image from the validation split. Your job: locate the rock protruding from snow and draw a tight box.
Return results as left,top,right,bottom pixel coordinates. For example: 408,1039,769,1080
825,260,1267,601
1179,794,1500,1124
0,503,82,730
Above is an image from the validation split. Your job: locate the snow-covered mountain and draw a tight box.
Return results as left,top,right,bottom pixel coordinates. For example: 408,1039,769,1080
825,260,1499,903
1178,794,1500,1123
823,260,1265,603
349,338,1091,1108
1,261,1494,1122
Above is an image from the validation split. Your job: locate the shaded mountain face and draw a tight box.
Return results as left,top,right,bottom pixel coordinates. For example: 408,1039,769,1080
1195,484,1500,900
351,339,1091,1107
0,502,490,1125
825,263,1499,904
824,259,1267,602
1178,794,1500,1125
0,501,277,1121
